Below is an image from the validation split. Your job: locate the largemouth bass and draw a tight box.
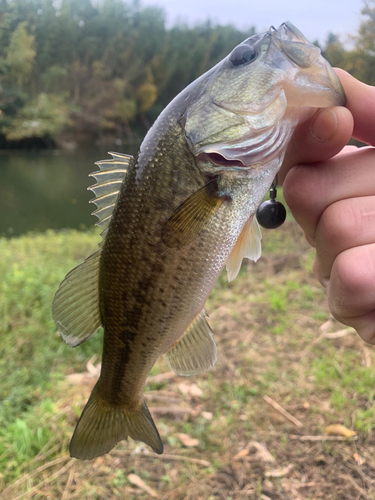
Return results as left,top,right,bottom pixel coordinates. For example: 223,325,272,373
52,22,345,459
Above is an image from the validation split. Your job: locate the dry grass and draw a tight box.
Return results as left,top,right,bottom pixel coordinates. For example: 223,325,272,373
1,220,375,500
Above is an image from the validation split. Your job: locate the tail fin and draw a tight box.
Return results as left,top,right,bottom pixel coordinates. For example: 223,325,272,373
69,386,163,459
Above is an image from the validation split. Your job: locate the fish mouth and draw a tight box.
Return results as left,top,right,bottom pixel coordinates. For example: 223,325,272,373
272,22,346,107
273,21,312,43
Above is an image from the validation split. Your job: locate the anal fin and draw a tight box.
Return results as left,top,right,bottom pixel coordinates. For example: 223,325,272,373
226,215,262,282
164,310,216,376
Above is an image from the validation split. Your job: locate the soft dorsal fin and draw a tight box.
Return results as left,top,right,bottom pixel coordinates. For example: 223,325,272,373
164,310,216,376
89,152,135,245
226,215,262,282
162,180,230,248
52,152,135,347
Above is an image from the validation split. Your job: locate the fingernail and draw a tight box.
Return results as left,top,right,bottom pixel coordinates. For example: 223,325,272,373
310,108,337,142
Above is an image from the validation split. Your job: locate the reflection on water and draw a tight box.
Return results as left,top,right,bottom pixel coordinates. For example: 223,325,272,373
0,145,138,236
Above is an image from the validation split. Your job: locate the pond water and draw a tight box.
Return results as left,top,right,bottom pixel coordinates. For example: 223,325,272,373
0,145,138,237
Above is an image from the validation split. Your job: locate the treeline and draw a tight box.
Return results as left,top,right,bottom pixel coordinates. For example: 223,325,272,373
0,0,255,147
0,0,374,148
322,1,375,86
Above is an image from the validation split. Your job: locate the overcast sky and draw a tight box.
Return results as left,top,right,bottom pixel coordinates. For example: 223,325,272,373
141,0,365,45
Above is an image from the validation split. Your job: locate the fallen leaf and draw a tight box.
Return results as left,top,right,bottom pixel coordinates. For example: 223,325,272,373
127,473,158,497
93,457,103,468
233,449,249,459
176,433,199,447
325,424,357,438
65,373,85,384
353,453,365,465
177,383,190,395
202,411,213,420
248,441,275,464
178,383,203,397
189,384,203,397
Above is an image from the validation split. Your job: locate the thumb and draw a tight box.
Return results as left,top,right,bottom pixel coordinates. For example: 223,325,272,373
279,106,353,184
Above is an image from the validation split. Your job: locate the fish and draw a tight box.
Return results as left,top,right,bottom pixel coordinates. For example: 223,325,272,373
52,21,345,460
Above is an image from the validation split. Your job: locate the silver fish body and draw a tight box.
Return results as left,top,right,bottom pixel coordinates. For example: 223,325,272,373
52,22,345,459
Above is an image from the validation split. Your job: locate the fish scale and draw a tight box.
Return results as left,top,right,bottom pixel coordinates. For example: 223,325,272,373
97,127,205,401
100,124,228,360
52,21,346,459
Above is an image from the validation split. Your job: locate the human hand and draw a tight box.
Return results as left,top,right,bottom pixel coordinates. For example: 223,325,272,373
281,70,375,344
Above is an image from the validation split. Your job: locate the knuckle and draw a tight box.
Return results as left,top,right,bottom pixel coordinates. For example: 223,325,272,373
360,328,375,345
283,165,317,212
317,200,358,251
312,256,329,287
349,315,375,345
328,246,375,321
334,250,367,297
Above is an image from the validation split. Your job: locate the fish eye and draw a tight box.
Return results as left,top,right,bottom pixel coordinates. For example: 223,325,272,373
230,45,257,66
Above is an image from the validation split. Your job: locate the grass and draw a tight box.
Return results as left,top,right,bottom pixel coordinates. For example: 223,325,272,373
0,220,374,499
0,230,103,428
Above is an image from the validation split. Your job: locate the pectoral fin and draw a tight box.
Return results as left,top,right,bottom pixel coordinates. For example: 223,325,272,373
162,180,230,248
164,309,216,376
226,216,262,282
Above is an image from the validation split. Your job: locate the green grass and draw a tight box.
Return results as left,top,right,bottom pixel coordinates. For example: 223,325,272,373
0,230,102,478
311,347,375,431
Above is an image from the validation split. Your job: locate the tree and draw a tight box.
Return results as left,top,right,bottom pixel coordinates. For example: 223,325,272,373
3,93,71,141
358,0,375,55
5,21,35,88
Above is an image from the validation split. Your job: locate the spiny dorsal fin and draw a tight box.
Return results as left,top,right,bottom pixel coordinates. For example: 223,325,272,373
52,152,135,347
52,250,102,347
226,215,262,282
162,180,230,248
89,152,135,244
164,309,216,376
